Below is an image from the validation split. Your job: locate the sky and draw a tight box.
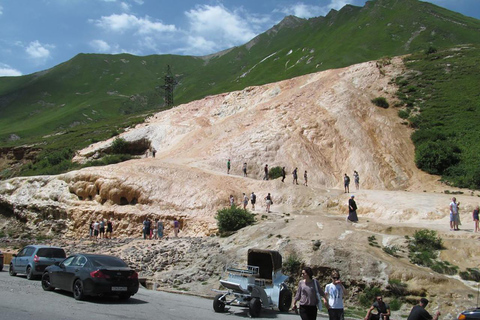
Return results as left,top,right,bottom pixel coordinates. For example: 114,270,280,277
0,0,479,77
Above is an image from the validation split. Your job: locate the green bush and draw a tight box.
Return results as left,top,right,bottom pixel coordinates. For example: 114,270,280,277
110,137,129,154
382,245,399,257
398,109,410,119
412,229,444,250
415,141,461,175
283,254,302,275
371,97,389,108
269,166,283,180
459,268,480,282
215,205,255,233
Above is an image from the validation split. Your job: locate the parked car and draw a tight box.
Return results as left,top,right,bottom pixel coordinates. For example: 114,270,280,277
0,250,4,271
41,253,139,300
9,245,66,280
212,249,292,318
458,308,480,320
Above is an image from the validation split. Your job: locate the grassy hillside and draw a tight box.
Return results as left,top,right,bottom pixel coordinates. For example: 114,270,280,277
396,44,480,189
1,0,480,183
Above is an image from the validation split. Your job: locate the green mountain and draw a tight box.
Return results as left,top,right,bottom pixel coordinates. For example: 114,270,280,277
1,0,480,179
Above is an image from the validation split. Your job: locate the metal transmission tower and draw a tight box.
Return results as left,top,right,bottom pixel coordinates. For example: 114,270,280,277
160,65,177,108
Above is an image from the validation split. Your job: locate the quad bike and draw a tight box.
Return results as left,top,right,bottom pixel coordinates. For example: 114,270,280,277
212,249,292,317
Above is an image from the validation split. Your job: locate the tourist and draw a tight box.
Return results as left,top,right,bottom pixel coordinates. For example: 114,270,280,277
282,166,286,182
173,218,180,237
293,167,298,185
473,205,479,232
227,159,231,174
99,218,105,239
325,270,347,320
243,193,249,210
89,221,94,238
364,295,390,320
348,195,358,222
407,298,440,320
153,219,159,239
304,170,308,186
449,197,460,231
157,220,164,239
229,194,235,207
354,171,360,190
264,164,269,180
251,192,256,211
243,162,247,177
106,218,113,239
93,220,100,240
293,266,325,320
265,193,273,213
344,174,350,193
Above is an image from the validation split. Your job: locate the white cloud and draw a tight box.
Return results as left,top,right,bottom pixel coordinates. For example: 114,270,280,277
90,39,111,52
0,4,3,15
92,13,176,34
278,1,356,19
184,5,257,52
120,2,131,12
25,40,54,64
0,63,22,77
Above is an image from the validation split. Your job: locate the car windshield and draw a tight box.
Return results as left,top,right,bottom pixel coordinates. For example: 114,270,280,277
89,256,127,268
37,248,66,258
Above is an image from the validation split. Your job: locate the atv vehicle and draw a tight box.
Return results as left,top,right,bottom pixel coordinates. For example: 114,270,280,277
212,249,292,317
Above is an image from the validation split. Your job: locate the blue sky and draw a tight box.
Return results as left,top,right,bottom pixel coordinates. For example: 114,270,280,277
0,0,478,76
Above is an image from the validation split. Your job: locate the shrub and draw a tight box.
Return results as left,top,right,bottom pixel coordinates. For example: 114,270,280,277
371,97,389,109
398,109,409,119
411,229,444,251
382,245,399,257
459,268,480,282
425,46,437,55
415,141,461,175
215,205,255,233
283,254,302,275
269,166,283,180
110,137,129,154
389,298,403,311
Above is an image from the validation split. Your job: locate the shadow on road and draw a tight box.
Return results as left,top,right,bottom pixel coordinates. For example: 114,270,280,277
48,289,148,305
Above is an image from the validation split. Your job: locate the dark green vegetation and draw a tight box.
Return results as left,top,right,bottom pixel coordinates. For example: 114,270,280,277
268,166,284,180
1,0,480,180
396,45,480,188
215,205,255,234
407,230,458,275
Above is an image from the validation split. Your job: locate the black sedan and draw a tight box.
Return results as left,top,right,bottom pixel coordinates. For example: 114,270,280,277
459,308,480,320
41,253,139,300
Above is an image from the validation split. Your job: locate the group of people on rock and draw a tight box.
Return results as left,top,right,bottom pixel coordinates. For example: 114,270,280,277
89,218,113,240
343,171,360,193
141,218,180,239
293,267,440,320
229,191,273,213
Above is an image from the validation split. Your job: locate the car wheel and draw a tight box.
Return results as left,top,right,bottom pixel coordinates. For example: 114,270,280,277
73,279,85,300
41,273,55,291
278,289,293,312
118,293,131,301
9,263,16,276
249,297,262,318
26,266,35,280
213,294,226,313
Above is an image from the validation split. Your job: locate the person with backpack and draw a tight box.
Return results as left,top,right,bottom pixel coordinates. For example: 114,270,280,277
251,192,256,210
106,219,113,239
265,193,273,213
292,266,325,320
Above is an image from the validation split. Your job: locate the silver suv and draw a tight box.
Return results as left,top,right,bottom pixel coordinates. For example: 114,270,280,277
9,245,66,280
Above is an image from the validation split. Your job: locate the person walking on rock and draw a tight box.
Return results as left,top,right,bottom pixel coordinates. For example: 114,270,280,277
229,194,235,207
243,193,249,210
344,174,350,193
243,162,247,177
93,220,100,240
348,195,358,222
293,167,299,185
354,171,360,190
227,159,231,174
325,270,347,320
281,167,286,182
99,218,105,239
106,218,113,239
265,193,273,213
450,197,460,231
264,164,269,180
407,298,440,320
157,220,164,239
473,205,479,233
173,218,180,237
250,192,256,210
304,170,308,186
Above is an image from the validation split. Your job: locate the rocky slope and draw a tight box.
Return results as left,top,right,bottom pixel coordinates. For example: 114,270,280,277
1,57,480,318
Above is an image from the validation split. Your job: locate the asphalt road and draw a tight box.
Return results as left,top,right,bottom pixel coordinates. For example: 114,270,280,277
0,266,314,320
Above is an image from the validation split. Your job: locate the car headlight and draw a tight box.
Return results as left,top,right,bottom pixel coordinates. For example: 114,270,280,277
458,313,466,320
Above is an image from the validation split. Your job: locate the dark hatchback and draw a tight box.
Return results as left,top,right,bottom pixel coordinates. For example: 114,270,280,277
459,308,480,320
41,253,139,300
